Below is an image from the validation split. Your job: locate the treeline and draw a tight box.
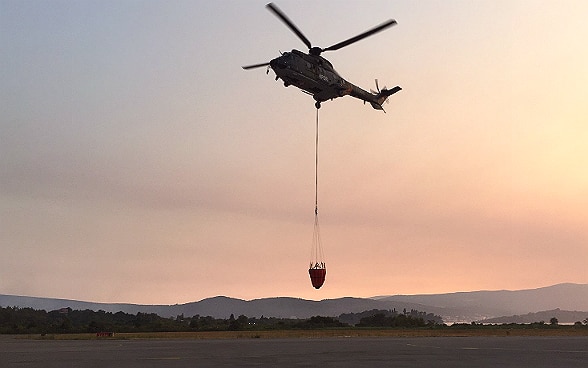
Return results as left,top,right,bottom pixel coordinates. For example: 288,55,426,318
5,306,584,334
0,306,440,334
339,308,443,326
0,307,190,334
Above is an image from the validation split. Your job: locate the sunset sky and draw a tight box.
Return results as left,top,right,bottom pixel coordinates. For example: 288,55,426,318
2,0,587,305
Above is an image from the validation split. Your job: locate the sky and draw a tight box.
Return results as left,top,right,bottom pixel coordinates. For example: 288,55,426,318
1,0,587,305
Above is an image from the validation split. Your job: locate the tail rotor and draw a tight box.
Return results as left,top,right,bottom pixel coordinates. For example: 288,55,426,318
370,79,390,103
369,79,402,112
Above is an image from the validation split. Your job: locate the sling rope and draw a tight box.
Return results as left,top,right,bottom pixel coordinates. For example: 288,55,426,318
315,106,319,217
310,107,325,269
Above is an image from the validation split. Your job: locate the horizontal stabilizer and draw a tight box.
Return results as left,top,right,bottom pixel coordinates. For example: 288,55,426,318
371,85,402,112
383,86,402,96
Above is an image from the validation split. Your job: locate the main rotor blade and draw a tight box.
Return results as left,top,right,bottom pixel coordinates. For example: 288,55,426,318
322,19,397,52
242,62,270,70
266,2,312,50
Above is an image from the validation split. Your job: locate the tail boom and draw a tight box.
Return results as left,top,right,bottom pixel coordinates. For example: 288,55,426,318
348,82,401,112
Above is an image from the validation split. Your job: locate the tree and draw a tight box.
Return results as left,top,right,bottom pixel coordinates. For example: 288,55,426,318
549,317,558,326
357,313,426,328
228,314,249,330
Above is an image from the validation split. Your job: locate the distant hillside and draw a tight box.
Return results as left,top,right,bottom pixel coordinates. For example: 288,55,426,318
176,296,449,320
2,283,587,323
0,294,179,317
0,294,443,320
477,309,588,325
374,283,588,323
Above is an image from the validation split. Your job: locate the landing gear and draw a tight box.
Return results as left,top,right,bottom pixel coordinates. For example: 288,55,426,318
315,101,321,109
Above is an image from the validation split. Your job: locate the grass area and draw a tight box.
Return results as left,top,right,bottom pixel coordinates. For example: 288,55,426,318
13,327,588,340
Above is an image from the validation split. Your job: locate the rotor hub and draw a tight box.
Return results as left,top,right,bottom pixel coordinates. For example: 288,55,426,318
309,47,323,56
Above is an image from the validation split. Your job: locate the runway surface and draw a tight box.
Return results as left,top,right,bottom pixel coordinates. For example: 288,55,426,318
1,336,587,367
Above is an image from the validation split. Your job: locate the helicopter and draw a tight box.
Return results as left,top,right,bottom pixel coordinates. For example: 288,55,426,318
243,3,401,111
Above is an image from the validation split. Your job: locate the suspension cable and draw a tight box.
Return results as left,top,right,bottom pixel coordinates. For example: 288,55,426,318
315,107,319,216
310,106,325,269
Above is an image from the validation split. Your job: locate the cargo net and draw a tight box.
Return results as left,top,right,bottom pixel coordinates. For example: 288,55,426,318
309,212,326,289
308,106,326,289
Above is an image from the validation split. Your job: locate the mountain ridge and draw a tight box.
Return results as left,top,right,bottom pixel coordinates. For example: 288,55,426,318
374,283,588,320
2,283,587,323
476,308,588,324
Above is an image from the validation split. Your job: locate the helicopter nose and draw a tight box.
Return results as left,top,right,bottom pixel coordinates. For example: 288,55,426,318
270,57,286,69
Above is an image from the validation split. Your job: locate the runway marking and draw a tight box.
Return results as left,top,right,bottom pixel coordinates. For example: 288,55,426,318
407,343,588,354
142,357,181,360
406,343,441,349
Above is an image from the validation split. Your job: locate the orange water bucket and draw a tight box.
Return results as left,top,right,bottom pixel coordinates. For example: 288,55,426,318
308,267,326,289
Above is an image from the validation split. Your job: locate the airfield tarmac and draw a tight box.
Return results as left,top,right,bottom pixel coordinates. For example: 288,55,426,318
1,335,587,367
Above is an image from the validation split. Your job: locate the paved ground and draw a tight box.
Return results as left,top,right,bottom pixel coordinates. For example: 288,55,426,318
1,336,587,367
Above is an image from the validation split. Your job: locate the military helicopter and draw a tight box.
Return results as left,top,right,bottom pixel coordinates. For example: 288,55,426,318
243,3,401,111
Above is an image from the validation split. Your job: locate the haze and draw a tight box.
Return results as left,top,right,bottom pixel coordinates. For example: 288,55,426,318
1,0,587,305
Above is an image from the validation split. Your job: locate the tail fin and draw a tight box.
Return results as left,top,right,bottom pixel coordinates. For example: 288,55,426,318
371,86,402,112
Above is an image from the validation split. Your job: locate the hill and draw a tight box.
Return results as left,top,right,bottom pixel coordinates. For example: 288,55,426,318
476,309,588,325
0,294,442,320
374,283,588,323
2,283,587,323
